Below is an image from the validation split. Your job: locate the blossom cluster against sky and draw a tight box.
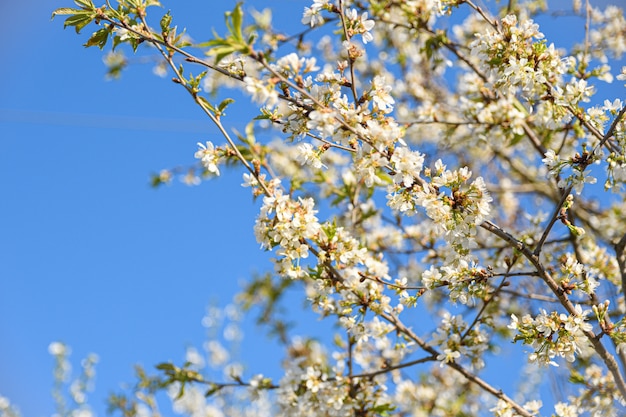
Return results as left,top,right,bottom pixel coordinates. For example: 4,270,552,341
1,1,625,416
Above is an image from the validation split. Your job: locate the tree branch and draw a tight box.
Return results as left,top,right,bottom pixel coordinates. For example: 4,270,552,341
481,220,626,400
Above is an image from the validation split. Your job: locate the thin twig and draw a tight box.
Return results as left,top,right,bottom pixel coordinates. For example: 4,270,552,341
337,0,359,103
380,310,535,417
533,185,573,257
461,276,508,343
137,14,273,197
462,0,499,29
499,288,560,303
593,105,626,156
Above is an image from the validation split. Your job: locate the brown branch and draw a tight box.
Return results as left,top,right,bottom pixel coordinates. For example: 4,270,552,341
533,185,574,256
380,310,535,417
481,220,626,400
344,355,437,380
462,0,499,29
499,288,561,303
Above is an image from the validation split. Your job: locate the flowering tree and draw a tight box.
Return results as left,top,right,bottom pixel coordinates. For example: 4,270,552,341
38,0,626,415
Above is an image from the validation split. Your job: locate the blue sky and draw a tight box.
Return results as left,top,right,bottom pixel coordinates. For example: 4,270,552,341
1,1,624,416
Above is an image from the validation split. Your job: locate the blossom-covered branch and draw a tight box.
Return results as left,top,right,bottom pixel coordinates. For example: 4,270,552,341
47,0,626,415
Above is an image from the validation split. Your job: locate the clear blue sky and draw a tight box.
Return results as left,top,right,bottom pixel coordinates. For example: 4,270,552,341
0,1,623,416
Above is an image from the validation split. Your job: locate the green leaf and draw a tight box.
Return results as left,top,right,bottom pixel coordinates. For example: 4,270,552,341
226,3,244,42
322,223,337,240
51,7,83,18
172,29,191,48
210,45,238,64
74,0,95,9
217,98,234,113
200,3,253,63
160,11,172,35
205,383,221,397
186,70,207,93
155,362,176,372
508,133,524,147
175,382,186,399
243,120,255,143
371,403,396,416
63,12,96,33
569,369,585,384
128,36,143,53
200,38,238,63
197,96,217,114
74,0,93,7
83,27,110,49
421,30,448,61
150,174,163,188
247,32,257,46
102,7,123,21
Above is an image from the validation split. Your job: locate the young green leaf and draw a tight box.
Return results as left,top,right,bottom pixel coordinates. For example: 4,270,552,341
83,27,110,49
197,96,217,114
160,11,172,36
74,0,95,9
229,3,244,42
51,8,83,18
155,362,176,372
217,98,235,113
63,12,97,33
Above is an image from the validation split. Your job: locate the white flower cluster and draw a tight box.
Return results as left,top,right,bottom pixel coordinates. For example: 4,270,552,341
254,190,321,278
369,76,395,113
302,0,331,27
308,225,395,316
421,259,492,305
552,77,595,108
470,14,565,100
296,142,326,169
274,53,320,77
456,72,528,140
46,342,98,417
393,366,484,416
542,148,598,195
490,398,542,417
275,337,392,417
340,316,410,365
589,6,626,59
0,397,20,417
194,141,221,176
244,76,279,108
389,160,491,256
558,364,626,416
508,305,593,366
574,238,621,288
389,145,424,187
558,253,600,296
344,9,375,44
432,312,489,370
